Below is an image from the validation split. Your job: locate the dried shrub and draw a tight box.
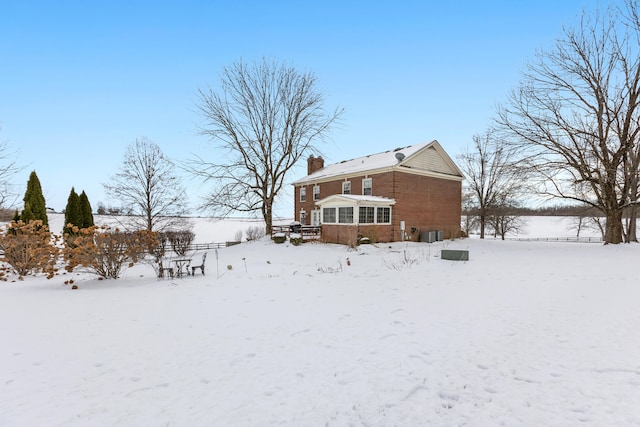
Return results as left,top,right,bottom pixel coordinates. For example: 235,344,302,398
0,220,59,279
383,249,422,270
246,225,265,241
316,258,344,273
63,226,155,279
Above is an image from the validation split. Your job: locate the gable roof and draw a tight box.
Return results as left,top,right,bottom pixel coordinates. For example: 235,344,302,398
292,140,464,185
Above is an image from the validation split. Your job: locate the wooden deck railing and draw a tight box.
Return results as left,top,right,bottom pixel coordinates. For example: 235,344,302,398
271,225,321,240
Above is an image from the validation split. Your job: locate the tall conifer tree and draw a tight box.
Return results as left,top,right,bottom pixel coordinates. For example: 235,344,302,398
79,191,94,228
21,171,47,226
64,187,81,233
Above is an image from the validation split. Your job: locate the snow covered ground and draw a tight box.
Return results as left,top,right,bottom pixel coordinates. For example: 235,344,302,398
1,215,639,426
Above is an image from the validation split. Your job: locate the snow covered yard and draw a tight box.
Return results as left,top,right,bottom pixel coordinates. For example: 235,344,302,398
2,224,640,426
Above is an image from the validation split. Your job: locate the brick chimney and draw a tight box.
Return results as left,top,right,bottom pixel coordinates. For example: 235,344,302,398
307,155,324,175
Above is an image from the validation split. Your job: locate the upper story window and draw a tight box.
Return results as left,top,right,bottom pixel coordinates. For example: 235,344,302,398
342,181,351,195
313,185,320,201
362,178,372,196
300,187,306,202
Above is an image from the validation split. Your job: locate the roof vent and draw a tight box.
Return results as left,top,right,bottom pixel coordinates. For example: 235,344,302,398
395,152,405,162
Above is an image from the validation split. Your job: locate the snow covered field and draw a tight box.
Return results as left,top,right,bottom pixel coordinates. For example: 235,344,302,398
1,215,639,426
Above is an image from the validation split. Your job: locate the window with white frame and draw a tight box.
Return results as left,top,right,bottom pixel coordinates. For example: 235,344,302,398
377,207,391,224
359,206,375,224
300,187,306,202
362,178,372,195
338,207,353,223
313,185,320,201
323,207,336,223
342,181,351,194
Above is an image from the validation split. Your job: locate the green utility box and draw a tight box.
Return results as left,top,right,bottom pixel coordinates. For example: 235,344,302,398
441,249,469,261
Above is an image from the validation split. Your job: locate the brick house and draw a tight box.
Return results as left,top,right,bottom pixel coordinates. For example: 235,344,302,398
291,140,464,244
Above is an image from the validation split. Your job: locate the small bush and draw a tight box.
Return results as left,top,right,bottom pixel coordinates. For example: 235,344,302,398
383,249,421,270
317,258,344,273
273,233,286,244
359,227,379,244
234,229,243,242
290,234,302,246
166,230,194,256
246,225,266,241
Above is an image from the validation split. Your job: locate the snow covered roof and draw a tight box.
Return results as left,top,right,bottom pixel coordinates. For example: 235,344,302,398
292,139,463,185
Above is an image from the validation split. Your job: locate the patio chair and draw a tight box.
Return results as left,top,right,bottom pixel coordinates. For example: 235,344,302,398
158,260,174,279
191,252,207,276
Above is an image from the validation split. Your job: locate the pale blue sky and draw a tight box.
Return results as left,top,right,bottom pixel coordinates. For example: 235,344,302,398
0,0,603,217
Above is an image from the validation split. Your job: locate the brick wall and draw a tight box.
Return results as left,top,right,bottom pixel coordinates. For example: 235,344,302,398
293,170,461,241
391,172,462,240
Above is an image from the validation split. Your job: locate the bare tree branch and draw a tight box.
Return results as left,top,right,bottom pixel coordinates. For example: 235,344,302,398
0,126,23,209
496,1,640,243
188,58,343,234
103,137,189,232
458,130,528,238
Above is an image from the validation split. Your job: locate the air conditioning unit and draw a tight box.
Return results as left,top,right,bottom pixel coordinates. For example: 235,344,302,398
420,230,437,243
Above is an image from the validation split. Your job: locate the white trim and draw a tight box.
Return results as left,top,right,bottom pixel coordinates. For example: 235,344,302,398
315,194,396,207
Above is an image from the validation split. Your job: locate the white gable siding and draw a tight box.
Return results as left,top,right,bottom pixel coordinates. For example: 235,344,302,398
403,146,456,175
292,140,464,185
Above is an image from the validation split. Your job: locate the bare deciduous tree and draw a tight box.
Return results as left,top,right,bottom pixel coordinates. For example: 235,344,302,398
104,137,188,232
489,206,527,240
192,58,343,234
497,1,640,244
458,131,526,239
0,127,21,209
461,186,479,237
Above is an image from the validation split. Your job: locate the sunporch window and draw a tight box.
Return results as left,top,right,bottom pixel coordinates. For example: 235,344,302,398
359,206,375,224
377,207,391,224
338,207,353,223
323,207,336,223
